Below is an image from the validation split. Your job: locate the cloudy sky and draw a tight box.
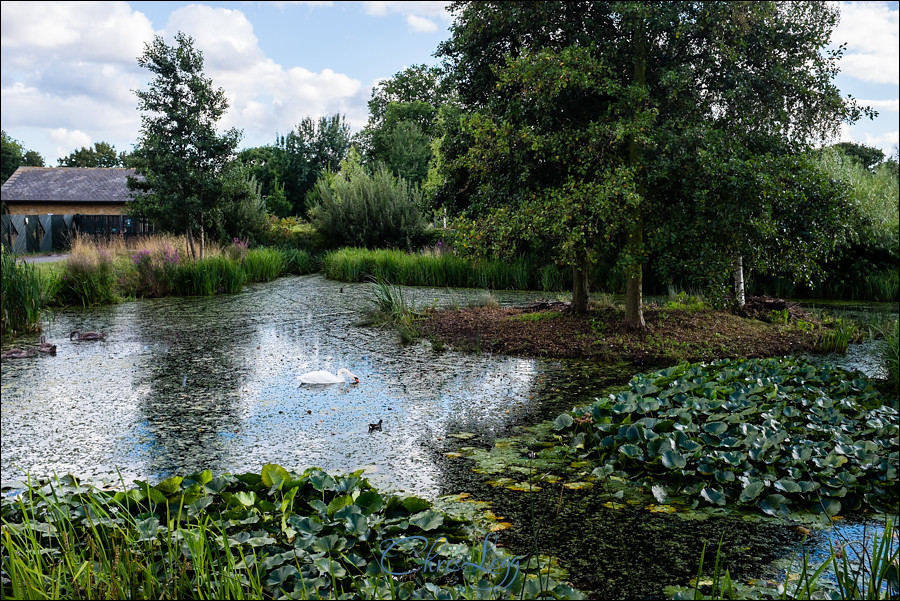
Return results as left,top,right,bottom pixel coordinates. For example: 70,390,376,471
1,1,897,164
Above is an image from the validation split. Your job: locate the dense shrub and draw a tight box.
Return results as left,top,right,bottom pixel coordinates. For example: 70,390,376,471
308,150,426,249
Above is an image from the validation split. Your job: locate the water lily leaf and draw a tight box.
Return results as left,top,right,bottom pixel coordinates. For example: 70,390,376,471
355,490,384,515
661,450,687,470
815,498,842,516
409,509,444,531
400,496,432,514
619,444,644,460
134,517,160,541
714,470,735,484
311,534,347,554
244,535,277,547
314,556,347,578
344,513,368,536
759,494,789,517
261,464,290,490
700,487,726,506
265,565,299,588
552,413,574,430
774,478,802,494
703,422,728,435
624,425,642,444
326,494,353,517
153,475,184,496
739,481,765,503
307,470,335,492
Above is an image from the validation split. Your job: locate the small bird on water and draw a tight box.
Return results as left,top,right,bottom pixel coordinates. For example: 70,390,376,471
368,419,383,432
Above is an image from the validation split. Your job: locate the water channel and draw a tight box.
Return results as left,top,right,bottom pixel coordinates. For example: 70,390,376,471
2,274,896,597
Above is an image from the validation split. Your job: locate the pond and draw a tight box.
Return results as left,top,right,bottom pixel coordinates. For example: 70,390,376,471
1,275,613,495
2,276,896,598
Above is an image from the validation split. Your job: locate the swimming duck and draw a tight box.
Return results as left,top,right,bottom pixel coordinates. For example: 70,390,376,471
1,348,38,359
368,419,383,432
70,330,105,341
38,336,56,355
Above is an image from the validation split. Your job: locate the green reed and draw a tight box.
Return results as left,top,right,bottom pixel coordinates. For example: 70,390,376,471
0,249,46,335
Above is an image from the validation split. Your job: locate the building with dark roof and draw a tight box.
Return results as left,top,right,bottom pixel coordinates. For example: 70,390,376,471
1,167,151,253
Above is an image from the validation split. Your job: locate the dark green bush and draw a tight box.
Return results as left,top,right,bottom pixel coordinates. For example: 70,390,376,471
308,150,426,249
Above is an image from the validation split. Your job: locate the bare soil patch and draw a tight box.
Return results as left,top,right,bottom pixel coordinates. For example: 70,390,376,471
420,299,819,366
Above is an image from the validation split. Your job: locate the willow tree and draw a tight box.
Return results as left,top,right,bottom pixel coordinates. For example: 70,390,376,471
128,32,241,259
436,1,867,324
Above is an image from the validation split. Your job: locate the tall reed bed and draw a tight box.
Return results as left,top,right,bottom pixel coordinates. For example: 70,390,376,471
322,247,548,290
57,238,119,306
242,248,285,283
0,249,46,335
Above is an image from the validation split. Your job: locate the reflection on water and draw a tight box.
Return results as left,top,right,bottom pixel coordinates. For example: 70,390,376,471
1,276,580,496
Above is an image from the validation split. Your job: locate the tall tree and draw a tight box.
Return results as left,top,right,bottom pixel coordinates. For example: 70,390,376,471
128,32,241,259
436,1,866,323
357,65,455,186
277,115,351,216
58,141,125,167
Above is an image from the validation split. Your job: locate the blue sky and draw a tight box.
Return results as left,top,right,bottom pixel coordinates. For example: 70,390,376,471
1,1,897,164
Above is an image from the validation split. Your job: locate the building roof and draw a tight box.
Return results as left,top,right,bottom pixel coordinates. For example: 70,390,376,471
1,167,141,203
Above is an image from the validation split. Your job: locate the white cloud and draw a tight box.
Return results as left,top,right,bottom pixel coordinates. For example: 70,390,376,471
407,14,439,33
1,1,372,160
857,98,900,112
1,1,155,64
363,1,451,30
834,2,899,84
48,128,92,157
161,4,365,142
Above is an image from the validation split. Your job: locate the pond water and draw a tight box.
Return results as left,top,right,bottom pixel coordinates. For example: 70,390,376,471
1,275,607,495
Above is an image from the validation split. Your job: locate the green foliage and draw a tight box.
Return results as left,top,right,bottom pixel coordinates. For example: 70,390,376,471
322,247,544,290
214,161,270,246
1,129,43,183
1,467,582,600
129,244,182,298
828,141,887,171
240,115,352,216
169,256,246,296
815,317,861,354
281,248,318,275
0,248,46,335
308,150,426,249
57,141,126,167
127,32,241,258
553,357,898,516
242,248,285,283
57,248,119,307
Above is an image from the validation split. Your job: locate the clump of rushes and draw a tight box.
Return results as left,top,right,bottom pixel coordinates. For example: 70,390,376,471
367,276,420,342
57,242,119,307
242,247,285,282
1,466,585,600
0,248,46,335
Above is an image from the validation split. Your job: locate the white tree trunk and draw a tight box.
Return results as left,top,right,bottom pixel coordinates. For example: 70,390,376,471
199,223,205,260
734,254,746,307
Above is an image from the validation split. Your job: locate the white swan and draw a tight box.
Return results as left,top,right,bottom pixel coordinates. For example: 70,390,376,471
298,368,360,385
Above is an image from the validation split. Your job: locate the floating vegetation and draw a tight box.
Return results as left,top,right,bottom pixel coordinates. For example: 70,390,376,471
552,357,898,518
1,465,585,600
